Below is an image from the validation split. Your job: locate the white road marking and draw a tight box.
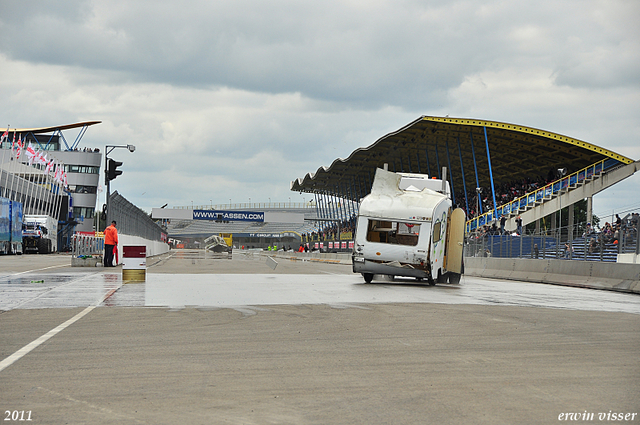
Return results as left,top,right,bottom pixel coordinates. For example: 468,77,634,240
0,284,120,373
9,272,103,310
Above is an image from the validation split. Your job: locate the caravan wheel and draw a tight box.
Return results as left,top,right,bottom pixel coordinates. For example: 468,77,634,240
363,273,374,283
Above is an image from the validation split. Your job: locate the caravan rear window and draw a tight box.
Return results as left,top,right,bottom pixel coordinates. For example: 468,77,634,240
366,220,420,246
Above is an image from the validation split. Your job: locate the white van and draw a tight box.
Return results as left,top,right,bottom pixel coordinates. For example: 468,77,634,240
352,168,465,285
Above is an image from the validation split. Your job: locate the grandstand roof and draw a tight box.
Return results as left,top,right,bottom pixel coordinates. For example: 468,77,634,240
291,116,634,199
0,121,101,134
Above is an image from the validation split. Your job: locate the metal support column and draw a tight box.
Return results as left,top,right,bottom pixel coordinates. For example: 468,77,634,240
470,131,482,215
434,140,441,179
445,138,455,204
425,147,432,177
457,136,469,217
483,127,498,221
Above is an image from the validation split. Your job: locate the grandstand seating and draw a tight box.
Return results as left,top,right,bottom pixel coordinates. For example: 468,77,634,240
470,234,635,263
466,159,624,232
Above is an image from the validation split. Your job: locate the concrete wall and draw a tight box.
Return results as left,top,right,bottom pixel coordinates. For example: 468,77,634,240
117,234,170,260
618,253,639,264
260,250,640,294
464,257,640,294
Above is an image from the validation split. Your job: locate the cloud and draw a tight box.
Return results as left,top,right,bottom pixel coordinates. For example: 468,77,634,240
0,0,638,214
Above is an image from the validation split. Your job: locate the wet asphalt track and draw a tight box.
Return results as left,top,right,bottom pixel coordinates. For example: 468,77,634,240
1,250,639,314
1,250,638,424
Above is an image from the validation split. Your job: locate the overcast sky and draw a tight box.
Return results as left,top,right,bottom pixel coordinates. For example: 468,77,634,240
1,0,638,220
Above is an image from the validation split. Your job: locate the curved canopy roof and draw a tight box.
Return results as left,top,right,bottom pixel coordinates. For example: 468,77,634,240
291,116,634,200
0,121,101,134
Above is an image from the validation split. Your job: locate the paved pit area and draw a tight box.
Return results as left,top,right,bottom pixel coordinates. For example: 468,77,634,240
0,250,638,424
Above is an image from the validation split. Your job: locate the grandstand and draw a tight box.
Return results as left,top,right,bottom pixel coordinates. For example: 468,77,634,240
291,116,639,261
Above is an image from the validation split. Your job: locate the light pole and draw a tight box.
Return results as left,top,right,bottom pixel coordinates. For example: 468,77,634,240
557,168,566,247
104,144,135,230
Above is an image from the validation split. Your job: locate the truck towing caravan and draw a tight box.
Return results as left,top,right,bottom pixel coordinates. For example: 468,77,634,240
352,167,465,285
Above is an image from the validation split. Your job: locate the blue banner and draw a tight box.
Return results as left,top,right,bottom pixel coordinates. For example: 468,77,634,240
192,209,264,222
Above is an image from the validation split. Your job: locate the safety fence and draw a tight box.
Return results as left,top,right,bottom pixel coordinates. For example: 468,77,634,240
302,231,354,243
108,191,166,242
466,159,617,232
465,215,639,262
306,240,354,252
72,233,104,257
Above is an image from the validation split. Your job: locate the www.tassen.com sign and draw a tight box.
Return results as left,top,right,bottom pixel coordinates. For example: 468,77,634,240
192,210,265,222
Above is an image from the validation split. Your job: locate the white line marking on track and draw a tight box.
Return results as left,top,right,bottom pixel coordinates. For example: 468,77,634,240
0,263,70,280
10,271,103,310
0,279,121,373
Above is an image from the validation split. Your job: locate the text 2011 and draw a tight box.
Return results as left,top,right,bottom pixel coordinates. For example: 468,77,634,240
4,411,32,421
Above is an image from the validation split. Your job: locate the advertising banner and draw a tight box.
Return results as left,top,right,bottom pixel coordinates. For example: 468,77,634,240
193,210,265,222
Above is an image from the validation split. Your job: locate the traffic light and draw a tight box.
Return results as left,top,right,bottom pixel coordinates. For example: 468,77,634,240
107,158,123,181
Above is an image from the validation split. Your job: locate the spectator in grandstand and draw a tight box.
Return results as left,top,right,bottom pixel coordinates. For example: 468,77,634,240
515,216,523,235
564,242,574,259
583,223,595,239
104,221,118,267
602,222,614,243
500,215,506,234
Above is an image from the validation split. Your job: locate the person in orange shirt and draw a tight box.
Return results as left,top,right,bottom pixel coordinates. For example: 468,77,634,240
104,221,118,267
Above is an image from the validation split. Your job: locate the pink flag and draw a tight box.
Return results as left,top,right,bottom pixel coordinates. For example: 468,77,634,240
54,163,61,183
16,134,22,158
25,142,36,165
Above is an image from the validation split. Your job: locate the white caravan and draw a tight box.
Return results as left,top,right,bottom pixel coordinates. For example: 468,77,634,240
352,168,465,285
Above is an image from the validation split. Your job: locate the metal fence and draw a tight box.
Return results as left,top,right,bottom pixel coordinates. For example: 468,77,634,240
72,233,104,257
465,213,639,262
108,191,165,241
